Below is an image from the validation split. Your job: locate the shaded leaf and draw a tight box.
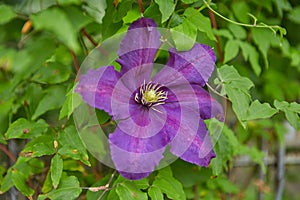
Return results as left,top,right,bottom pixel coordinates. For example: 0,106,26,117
31,8,79,52
12,170,34,197
0,5,16,24
31,62,71,84
32,86,66,120
238,41,261,75
153,167,186,200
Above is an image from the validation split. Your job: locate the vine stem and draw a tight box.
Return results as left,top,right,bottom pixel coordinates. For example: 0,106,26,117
0,144,17,162
80,28,98,47
203,0,284,34
70,50,80,73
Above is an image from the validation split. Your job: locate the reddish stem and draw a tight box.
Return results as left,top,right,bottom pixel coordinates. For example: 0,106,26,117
81,28,98,47
0,144,17,162
71,50,80,73
209,10,223,63
138,0,144,14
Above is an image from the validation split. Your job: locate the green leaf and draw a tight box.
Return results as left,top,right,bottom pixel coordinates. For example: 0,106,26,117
252,28,276,69
228,24,247,40
183,7,216,41
224,39,239,63
12,170,34,197
288,6,300,24
5,118,48,139
114,0,134,23
38,175,82,200
51,154,63,189
57,0,81,5
238,41,261,75
32,86,66,120
107,188,120,200
0,170,13,193
153,167,186,200
207,118,238,175
218,65,254,127
83,0,107,24
31,62,71,84
63,6,93,31
181,0,198,4
58,126,90,166
171,19,197,51
218,65,254,90
154,0,175,23
31,8,79,52
245,100,278,120
274,100,300,130
42,170,53,194
0,5,16,24
116,181,148,200
21,133,56,157
148,186,164,200
59,84,82,119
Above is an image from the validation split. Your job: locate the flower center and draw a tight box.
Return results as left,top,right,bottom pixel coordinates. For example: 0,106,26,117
135,81,168,107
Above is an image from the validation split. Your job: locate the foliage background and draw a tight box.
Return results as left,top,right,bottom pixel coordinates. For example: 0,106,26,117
0,0,300,199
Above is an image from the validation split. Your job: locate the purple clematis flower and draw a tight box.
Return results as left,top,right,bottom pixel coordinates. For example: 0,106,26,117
76,17,223,180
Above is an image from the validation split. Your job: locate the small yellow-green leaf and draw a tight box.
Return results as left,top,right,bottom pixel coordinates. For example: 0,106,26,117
51,154,63,189
148,186,163,200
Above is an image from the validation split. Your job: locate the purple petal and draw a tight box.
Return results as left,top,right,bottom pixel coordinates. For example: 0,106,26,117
75,66,121,115
178,120,216,167
166,83,224,121
117,18,161,75
119,171,151,180
154,44,216,86
109,127,165,177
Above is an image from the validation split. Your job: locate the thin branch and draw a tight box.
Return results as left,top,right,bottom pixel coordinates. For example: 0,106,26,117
208,9,223,63
138,0,144,14
0,144,17,162
80,28,98,47
70,50,80,73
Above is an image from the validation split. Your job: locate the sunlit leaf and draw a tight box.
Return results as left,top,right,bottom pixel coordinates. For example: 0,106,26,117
148,186,163,200
12,170,34,197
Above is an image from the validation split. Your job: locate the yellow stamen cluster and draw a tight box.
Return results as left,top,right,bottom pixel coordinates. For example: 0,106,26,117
135,81,168,107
